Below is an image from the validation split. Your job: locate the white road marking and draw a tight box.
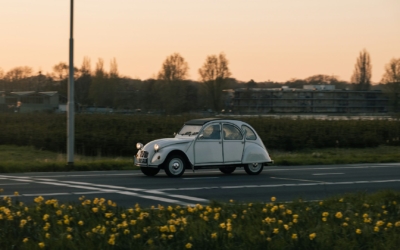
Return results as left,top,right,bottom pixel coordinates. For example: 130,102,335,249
270,177,327,183
0,183,29,186
0,175,208,205
313,173,344,175
183,177,219,180
22,193,70,197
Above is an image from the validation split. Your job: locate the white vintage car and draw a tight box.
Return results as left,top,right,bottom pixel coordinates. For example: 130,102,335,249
134,118,273,177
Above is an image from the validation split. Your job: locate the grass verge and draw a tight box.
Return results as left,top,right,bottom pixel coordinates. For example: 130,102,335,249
0,190,399,249
0,145,399,173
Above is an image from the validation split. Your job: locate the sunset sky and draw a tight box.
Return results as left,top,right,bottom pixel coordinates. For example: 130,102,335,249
1,0,399,83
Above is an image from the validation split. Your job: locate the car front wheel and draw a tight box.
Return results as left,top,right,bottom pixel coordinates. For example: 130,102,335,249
244,163,263,175
140,167,160,176
164,155,186,177
219,166,236,174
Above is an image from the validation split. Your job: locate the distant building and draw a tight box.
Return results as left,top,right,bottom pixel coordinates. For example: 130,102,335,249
229,85,388,114
0,91,59,113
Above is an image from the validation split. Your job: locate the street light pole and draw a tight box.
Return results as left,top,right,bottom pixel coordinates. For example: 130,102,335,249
67,0,75,167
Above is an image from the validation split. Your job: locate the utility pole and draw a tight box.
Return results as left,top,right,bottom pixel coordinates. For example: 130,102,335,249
67,0,75,167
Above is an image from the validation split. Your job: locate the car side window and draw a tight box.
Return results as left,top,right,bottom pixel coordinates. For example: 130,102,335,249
200,124,221,140
223,124,243,140
241,125,256,140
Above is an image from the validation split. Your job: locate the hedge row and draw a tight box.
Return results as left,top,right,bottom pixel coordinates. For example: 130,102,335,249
0,114,399,156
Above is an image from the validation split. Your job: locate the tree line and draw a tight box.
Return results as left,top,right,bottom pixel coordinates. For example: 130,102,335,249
0,49,399,113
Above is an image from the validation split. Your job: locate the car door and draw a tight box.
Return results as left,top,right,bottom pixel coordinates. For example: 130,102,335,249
194,123,223,164
222,123,244,163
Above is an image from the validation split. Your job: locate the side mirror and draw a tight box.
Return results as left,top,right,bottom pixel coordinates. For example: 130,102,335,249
198,134,204,139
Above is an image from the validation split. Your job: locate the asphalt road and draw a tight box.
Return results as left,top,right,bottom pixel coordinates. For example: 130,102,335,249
1,163,400,208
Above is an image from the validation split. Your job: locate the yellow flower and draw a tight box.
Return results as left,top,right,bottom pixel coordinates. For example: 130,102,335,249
266,237,271,242
284,224,289,230
293,219,298,223
395,221,400,227
124,229,130,235
309,233,316,240
66,234,73,240
20,219,27,228
262,208,267,213
92,207,98,213
229,199,234,203
211,232,217,239
38,242,45,248
322,212,329,217
322,217,327,222
260,230,265,235
185,243,193,249
232,214,237,219
339,198,344,202
292,234,298,240
43,214,49,221
293,214,299,219
387,222,393,228
376,220,384,227
273,228,279,234
342,222,348,227
356,229,362,234
169,225,177,233
374,227,379,232
168,235,173,240
23,238,29,243
45,233,50,239
14,192,19,196
108,238,115,245
220,223,226,229
78,220,84,226
56,210,62,216
335,212,343,219
271,197,276,202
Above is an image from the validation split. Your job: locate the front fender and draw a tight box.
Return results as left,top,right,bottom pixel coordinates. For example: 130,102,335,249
242,142,272,164
150,143,192,166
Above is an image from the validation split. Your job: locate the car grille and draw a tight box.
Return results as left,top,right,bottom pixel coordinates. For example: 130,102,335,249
139,151,149,158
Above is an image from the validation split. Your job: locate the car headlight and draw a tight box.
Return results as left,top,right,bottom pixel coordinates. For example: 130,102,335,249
136,143,143,150
154,144,159,152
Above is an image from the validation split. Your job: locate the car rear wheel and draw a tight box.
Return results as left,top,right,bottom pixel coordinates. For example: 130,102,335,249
244,163,263,175
140,167,160,176
219,166,236,174
164,155,186,177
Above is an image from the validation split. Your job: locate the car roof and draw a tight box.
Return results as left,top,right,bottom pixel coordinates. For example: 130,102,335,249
185,118,243,126
184,118,221,125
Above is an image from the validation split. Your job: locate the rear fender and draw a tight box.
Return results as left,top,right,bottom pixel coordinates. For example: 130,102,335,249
242,143,272,164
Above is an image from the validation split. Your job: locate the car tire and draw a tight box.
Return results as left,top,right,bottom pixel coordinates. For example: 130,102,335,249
244,163,263,175
219,166,236,174
164,154,186,177
140,167,160,176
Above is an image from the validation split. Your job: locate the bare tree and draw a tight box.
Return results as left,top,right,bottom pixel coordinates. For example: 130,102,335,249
158,53,189,83
80,56,91,75
110,58,119,78
157,53,190,113
381,58,400,112
351,49,372,91
52,62,69,81
198,53,231,112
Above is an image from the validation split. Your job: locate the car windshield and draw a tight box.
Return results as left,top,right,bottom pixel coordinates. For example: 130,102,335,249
178,125,202,136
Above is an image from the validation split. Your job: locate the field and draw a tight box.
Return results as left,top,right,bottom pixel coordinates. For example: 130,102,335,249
1,145,400,173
